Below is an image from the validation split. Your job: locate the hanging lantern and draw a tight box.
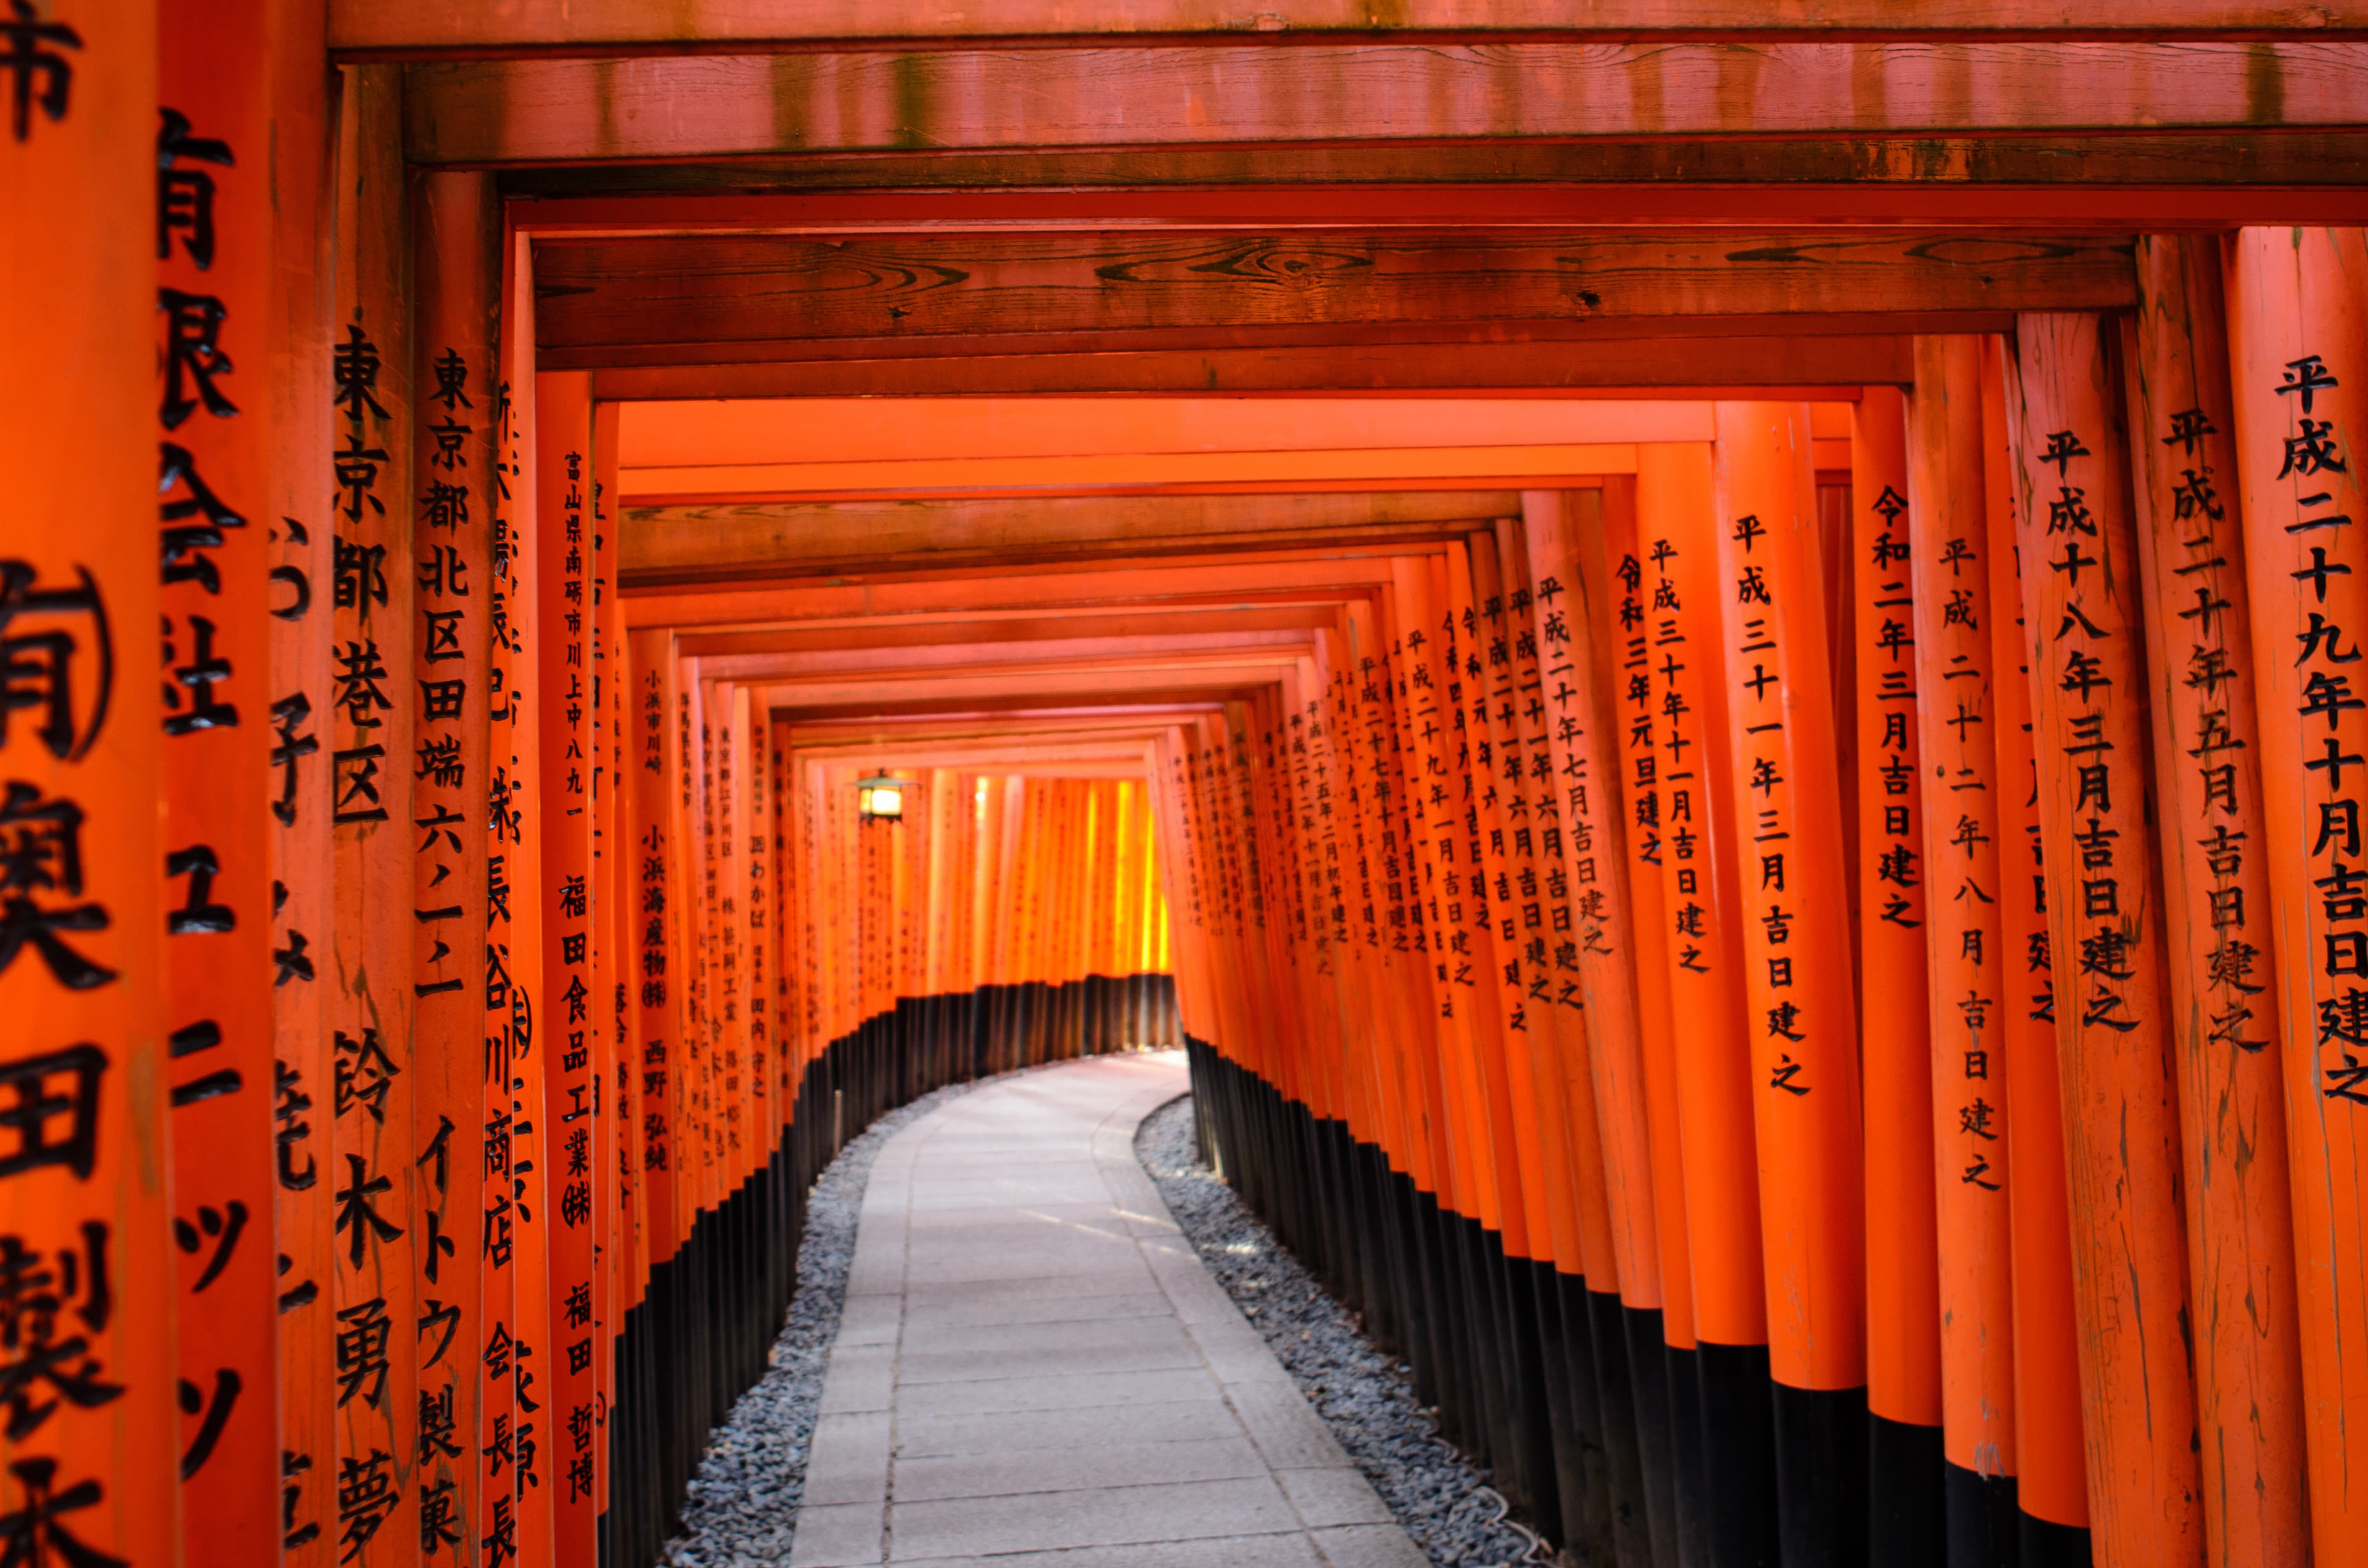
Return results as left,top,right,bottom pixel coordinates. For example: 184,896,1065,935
857,771,908,823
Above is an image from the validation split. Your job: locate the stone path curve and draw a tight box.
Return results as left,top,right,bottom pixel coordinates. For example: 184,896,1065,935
787,1050,1431,1568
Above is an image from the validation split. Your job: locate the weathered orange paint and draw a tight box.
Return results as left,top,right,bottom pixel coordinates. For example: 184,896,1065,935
2224,224,2368,1568
2007,311,2204,1568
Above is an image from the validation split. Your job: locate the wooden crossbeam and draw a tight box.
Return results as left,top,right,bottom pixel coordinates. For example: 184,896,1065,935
344,1,2368,55
701,625,1322,682
624,547,1440,627
533,231,2131,370
676,604,1354,657
627,490,1515,580
590,336,1914,397
408,44,2368,167
504,140,2368,218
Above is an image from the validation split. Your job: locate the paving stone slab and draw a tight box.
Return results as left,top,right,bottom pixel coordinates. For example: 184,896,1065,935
782,1054,1420,1568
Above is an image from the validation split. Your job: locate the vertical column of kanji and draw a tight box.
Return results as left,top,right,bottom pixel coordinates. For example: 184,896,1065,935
1498,511,1653,1568
1363,604,1449,1241
624,628,678,1562
1392,559,1501,1251
1359,624,1438,1197
1709,401,1868,1564
1978,333,2091,1562
328,60,418,1568
407,168,495,1568
1465,540,1582,1279
489,276,549,1568
1588,480,1703,1568
2224,224,2368,1568
1595,475,1706,1568
268,0,335,1558
2128,234,2308,1568
586,408,620,1543
532,368,594,1567
156,0,279,1553
1635,440,1779,1568
1519,496,1666,1371
2007,312,2205,1567
1846,386,1946,1560
771,722,796,1108
1469,531,1606,1548
0,4,177,1564
1903,340,2020,1561
706,684,740,1177
471,240,525,1568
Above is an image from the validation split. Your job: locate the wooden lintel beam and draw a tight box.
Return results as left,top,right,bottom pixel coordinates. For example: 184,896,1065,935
532,231,2129,363
625,551,1424,629
500,141,2368,215
408,45,2368,167
352,5,2368,58
507,176,2368,239
592,337,1912,398
699,626,1322,682
677,605,1351,658
624,489,1518,580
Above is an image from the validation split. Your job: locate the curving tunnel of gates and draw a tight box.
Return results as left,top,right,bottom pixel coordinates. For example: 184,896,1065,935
607,772,1182,1567
15,10,2368,1568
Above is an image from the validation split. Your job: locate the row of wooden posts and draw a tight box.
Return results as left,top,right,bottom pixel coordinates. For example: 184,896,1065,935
1164,241,2368,1568
2,17,1186,1568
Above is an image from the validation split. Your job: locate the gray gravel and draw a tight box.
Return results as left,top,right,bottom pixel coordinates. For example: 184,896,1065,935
1135,1094,1550,1568
659,1075,982,1568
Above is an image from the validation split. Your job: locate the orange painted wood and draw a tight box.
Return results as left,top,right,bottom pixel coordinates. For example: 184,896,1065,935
2223,224,2368,1568
1522,495,1666,1317
2124,235,2309,1568
1847,386,1942,1436
535,232,2132,374
2006,311,2204,1568
1498,515,1638,1305
1370,572,1472,1209
1634,443,1769,1358
158,1,286,1553
1711,402,1867,1414
1466,532,1594,1280
592,339,1915,402
1905,339,2019,1496
1405,558,1536,1249
1595,477,1701,1359
337,0,2368,52
0,1,179,1558
331,59,424,1568
408,168,501,1568
493,293,554,1568
1976,332,2089,1537
625,628,683,1265
535,367,601,1563
406,46,2368,168
511,183,2368,247
590,400,623,1522
269,0,339,1558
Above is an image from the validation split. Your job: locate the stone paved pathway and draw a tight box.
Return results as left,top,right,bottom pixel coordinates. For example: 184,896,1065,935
787,1050,1431,1568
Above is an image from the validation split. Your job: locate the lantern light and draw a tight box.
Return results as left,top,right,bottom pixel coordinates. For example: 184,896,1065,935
857,771,908,823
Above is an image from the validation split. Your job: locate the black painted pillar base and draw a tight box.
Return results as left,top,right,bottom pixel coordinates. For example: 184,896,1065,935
1944,1462,2020,1568
1867,1412,1944,1567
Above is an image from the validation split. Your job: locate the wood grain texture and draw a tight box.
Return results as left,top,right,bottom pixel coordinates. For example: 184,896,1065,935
406,44,2368,166
623,490,1516,577
499,137,2368,208
531,231,2130,363
340,0,2368,54
588,336,1915,396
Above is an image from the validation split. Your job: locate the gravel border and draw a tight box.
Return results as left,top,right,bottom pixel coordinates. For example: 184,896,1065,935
659,1075,984,1568
1135,1093,1549,1568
